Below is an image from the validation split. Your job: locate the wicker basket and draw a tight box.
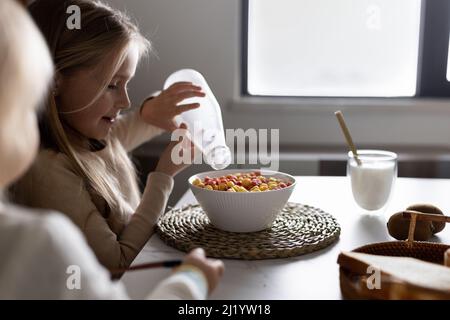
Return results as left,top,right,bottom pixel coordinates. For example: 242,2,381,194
338,211,450,299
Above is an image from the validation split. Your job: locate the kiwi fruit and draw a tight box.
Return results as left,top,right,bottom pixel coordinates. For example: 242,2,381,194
387,204,445,241
406,204,445,233
387,211,434,241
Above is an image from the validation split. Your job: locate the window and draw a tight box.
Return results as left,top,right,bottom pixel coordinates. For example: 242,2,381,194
244,0,450,98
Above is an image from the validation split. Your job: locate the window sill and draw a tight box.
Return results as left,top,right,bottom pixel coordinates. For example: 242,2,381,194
228,96,450,115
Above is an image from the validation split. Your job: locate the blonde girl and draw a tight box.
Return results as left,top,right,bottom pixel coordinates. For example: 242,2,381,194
13,0,206,270
1,0,223,299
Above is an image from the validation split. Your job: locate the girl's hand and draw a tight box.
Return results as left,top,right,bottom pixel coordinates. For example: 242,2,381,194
182,248,224,295
140,82,205,131
154,123,195,177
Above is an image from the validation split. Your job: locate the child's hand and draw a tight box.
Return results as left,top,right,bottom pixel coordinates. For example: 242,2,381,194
182,248,224,295
140,82,205,131
154,123,195,177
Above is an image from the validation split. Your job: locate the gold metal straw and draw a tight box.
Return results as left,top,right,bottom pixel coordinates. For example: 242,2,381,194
335,110,362,166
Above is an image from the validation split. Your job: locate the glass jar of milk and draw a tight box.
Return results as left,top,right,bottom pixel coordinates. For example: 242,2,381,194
347,150,397,213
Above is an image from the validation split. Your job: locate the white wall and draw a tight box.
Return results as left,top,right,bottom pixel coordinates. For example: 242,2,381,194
107,0,450,149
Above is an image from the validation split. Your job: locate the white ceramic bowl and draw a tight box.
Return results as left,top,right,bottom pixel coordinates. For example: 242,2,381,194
188,169,296,232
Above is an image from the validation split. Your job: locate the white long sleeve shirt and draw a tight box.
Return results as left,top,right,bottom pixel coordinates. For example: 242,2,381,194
0,203,207,300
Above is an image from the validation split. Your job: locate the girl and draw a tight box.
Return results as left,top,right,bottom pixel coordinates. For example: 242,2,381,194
13,0,203,270
1,0,223,299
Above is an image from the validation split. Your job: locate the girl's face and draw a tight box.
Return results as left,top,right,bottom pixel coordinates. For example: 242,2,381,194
57,45,139,140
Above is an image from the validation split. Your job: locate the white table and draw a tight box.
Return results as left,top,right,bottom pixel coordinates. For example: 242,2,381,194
121,176,450,299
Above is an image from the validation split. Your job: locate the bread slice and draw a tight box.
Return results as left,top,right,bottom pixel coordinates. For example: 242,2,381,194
339,251,450,292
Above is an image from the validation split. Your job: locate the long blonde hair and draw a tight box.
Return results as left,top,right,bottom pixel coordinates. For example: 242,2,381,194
29,0,151,214
0,0,52,119
0,0,53,200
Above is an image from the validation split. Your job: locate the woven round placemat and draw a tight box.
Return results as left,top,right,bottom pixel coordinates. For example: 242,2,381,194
156,202,341,260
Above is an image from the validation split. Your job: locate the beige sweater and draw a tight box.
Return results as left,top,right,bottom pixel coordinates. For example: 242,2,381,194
13,109,174,270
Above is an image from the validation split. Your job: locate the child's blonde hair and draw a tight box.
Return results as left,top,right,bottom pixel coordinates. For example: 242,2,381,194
0,0,52,119
29,0,151,214
0,0,53,200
